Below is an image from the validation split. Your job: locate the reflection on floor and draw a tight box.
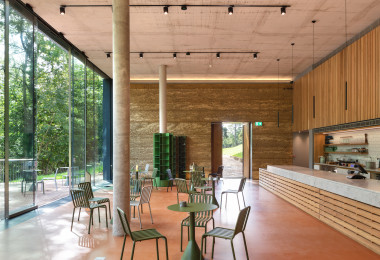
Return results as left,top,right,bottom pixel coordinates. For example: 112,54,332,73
0,180,379,260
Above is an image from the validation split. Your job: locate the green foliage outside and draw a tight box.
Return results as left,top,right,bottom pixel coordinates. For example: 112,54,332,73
222,123,243,148
222,144,243,159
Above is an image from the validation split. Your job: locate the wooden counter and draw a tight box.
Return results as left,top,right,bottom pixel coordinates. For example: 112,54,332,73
259,165,380,255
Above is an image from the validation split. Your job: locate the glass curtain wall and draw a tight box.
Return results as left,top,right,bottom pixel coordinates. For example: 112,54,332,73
8,5,36,215
0,0,107,219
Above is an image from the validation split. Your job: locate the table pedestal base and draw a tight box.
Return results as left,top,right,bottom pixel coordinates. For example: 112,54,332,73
182,240,203,260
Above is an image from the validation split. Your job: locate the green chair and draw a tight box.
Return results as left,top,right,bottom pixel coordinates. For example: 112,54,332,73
130,185,153,229
166,169,175,192
200,206,251,260
175,178,199,204
130,179,143,200
192,171,212,194
117,207,168,260
180,194,215,253
78,182,111,219
221,177,247,209
70,188,108,234
143,168,158,189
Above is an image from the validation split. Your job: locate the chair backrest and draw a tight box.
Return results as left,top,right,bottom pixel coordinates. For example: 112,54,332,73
192,193,213,218
233,206,251,237
130,179,142,197
191,171,203,188
78,182,94,199
117,207,134,240
70,188,90,209
175,178,188,194
152,168,158,178
238,177,247,192
144,164,150,172
130,165,136,174
140,185,153,204
55,168,59,177
166,169,173,179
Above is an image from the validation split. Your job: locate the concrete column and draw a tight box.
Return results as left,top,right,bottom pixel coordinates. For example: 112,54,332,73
159,65,167,133
112,0,130,236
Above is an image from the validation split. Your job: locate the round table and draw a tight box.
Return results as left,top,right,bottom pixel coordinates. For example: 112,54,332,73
168,203,218,260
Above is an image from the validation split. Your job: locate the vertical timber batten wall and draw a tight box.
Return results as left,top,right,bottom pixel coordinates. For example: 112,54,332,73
130,83,293,179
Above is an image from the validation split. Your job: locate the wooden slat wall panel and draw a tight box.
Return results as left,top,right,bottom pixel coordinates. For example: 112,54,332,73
293,25,380,130
130,83,293,179
259,168,380,255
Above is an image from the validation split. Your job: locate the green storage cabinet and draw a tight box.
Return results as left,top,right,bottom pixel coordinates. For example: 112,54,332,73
176,136,186,179
153,133,176,187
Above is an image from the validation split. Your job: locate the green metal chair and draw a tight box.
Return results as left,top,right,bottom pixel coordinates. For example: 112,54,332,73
166,169,175,192
117,207,168,260
180,194,215,253
130,179,143,200
78,182,111,219
175,178,199,204
221,177,247,209
130,185,153,229
143,168,158,189
70,188,108,234
200,206,251,260
192,171,212,194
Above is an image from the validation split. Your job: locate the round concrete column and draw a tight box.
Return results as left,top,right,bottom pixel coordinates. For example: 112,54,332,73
112,0,130,236
159,65,167,133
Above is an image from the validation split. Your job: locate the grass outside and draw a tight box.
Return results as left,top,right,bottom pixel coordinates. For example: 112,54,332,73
222,144,243,159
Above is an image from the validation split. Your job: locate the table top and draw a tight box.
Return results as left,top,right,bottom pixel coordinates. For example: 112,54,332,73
167,203,218,213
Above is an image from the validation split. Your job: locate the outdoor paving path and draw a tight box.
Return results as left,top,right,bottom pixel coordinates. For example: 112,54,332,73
222,154,243,177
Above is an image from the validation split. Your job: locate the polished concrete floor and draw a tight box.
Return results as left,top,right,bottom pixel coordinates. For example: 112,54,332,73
0,180,379,260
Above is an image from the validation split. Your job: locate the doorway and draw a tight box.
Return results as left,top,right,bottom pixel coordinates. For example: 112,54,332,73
211,122,252,178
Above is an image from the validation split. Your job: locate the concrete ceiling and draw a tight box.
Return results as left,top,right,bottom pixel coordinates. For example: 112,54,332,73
24,0,380,82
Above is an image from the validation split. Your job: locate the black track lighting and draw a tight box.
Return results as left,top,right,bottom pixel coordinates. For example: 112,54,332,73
106,52,111,58
60,6,66,15
228,6,233,15
216,52,220,58
139,52,143,58
163,6,168,15
186,52,190,56
253,53,258,59
181,5,187,11
173,53,177,59
281,6,286,15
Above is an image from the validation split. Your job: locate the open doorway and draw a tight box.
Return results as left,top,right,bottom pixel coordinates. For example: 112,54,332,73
211,122,252,178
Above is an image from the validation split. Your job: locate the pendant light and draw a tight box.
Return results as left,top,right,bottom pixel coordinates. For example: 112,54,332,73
344,0,348,110
277,58,280,127
291,43,295,84
312,20,316,119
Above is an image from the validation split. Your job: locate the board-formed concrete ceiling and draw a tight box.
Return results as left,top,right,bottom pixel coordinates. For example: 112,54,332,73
24,0,380,82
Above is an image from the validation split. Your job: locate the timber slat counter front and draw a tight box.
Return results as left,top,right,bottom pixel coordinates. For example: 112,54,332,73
259,165,380,255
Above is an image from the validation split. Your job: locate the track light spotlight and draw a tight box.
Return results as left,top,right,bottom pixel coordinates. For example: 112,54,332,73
60,6,65,15
216,52,220,58
186,52,190,56
228,6,233,15
163,6,169,15
281,6,286,15
106,52,111,58
253,53,258,59
139,53,143,58
181,5,187,11
173,53,177,59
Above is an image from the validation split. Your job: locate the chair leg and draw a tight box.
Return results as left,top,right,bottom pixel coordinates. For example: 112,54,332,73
88,209,93,234
241,192,246,207
137,205,142,229
156,238,159,260
163,237,168,260
177,193,179,204
230,240,236,260
180,224,183,252
242,232,249,260
148,203,153,224
187,226,189,241
105,206,109,228
220,193,223,208
141,204,143,214
131,241,136,260
108,201,112,219
71,208,75,231
226,193,228,209
98,207,101,223
236,193,241,210
204,226,207,253
54,179,57,191
200,236,205,260
78,208,81,221
212,237,215,258
120,235,127,260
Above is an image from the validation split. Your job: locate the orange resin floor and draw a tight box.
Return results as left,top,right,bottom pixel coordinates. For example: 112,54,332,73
0,180,379,260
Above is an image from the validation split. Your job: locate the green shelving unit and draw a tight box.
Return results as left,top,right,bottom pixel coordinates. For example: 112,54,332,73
153,133,175,187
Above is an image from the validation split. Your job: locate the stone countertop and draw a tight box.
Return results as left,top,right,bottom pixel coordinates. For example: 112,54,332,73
266,165,380,208
314,163,380,173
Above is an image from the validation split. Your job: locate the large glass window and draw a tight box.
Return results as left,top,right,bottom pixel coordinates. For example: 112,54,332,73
8,7,35,215
95,73,104,184
0,0,5,219
86,65,95,185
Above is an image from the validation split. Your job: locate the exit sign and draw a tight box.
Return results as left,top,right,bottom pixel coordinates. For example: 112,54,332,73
255,122,263,126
